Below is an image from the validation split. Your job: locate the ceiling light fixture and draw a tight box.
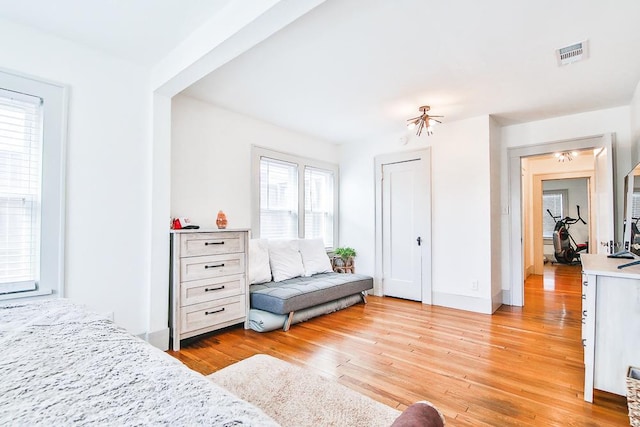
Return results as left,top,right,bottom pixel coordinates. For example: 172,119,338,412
554,151,578,162
406,106,443,136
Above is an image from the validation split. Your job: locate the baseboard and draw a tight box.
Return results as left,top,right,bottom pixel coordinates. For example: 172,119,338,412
372,278,383,297
491,290,503,313
502,289,511,305
138,327,170,351
525,265,534,278
432,292,493,314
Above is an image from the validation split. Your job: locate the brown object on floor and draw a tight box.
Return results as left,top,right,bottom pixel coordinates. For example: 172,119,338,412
391,401,445,427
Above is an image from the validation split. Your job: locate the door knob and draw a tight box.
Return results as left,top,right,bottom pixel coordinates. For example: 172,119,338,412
416,237,422,246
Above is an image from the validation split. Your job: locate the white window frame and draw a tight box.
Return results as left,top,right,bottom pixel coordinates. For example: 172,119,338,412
252,146,339,249
0,70,67,301
542,189,568,239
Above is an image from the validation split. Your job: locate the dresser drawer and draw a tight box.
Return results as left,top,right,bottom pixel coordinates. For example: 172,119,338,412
180,253,245,282
181,274,245,306
180,232,244,257
180,294,246,334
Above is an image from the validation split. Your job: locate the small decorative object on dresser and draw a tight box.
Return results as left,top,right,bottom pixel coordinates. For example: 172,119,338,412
170,229,249,350
216,211,228,229
332,247,356,273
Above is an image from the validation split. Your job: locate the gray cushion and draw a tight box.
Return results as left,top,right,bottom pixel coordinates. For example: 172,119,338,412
249,272,373,314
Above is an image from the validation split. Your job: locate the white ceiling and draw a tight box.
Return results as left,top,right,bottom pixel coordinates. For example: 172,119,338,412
0,0,233,65
183,0,640,142
2,1,640,143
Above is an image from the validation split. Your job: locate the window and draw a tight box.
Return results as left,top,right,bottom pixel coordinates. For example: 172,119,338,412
253,147,338,248
0,71,66,300
542,190,568,238
304,167,334,245
632,190,640,220
0,89,42,294
259,157,298,239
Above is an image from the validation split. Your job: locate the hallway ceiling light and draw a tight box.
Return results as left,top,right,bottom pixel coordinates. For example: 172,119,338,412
554,151,578,162
406,106,443,136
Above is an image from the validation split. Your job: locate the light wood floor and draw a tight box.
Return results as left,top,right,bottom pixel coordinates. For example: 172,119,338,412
168,264,629,426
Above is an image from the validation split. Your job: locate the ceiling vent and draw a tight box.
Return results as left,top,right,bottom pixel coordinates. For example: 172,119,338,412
556,40,589,66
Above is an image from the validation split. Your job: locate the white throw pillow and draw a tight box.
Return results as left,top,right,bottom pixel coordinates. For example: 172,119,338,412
268,240,305,282
248,239,272,284
298,238,333,277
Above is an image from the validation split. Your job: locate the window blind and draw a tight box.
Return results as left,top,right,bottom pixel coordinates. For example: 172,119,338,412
259,157,298,239
542,191,564,238
632,192,640,220
0,89,42,294
304,167,334,247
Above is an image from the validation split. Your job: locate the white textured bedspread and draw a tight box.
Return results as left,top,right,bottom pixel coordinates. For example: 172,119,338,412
0,299,279,426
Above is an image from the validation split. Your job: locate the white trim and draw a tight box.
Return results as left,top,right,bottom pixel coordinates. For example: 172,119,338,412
508,134,611,306
432,291,493,314
501,289,511,305
140,327,171,351
251,145,339,247
374,148,432,304
491,290,503,313
0,288,52,301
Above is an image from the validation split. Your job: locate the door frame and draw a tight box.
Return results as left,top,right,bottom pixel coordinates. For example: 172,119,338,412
508,134,612,306
374,148,432,303
532,172,593,275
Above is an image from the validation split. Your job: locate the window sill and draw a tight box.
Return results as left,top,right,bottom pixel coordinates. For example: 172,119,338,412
0,288,54,302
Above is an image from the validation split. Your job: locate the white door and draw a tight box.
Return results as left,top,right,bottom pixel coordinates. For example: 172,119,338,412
382,159,428,301
594,135,614,254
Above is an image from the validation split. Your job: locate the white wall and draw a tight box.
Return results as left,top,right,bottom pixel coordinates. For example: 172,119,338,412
170,95,339,229
341,116,496,314
0,19,152,334
500,106,632,295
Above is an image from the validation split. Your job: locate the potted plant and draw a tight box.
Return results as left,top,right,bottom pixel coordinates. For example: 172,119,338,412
333,247,356,269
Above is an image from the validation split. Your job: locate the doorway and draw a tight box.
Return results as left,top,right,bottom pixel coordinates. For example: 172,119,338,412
508,134,614,306
374,149,432,303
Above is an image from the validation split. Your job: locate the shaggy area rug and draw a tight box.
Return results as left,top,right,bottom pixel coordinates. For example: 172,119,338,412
208,354,402,427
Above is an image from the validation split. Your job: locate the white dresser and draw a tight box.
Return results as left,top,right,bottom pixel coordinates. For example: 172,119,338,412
170,229,249,351
581,254,640,402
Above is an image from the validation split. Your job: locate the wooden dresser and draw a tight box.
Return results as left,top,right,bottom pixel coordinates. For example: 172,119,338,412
170,229,249,350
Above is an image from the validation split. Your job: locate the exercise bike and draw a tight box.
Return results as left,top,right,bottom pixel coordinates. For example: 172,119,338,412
546,205,588,264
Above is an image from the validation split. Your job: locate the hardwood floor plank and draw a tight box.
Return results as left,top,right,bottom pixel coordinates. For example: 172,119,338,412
167,264,629,426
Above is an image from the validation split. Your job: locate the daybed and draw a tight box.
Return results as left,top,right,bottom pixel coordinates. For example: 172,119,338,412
247,238,374,332
0,298,445,426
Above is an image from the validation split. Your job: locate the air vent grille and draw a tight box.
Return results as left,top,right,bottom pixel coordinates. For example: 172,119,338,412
556,40,589,66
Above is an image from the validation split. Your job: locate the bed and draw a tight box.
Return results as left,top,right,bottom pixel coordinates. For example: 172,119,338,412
0,299,278,426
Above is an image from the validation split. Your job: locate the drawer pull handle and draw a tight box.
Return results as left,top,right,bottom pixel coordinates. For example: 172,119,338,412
582,294,586,299
205,242,225,246
205,308,225,316
582,338,587,347
582,310,587,317
583,281,588,286
205,263,225,269
205,285,225,292
582,318,586,324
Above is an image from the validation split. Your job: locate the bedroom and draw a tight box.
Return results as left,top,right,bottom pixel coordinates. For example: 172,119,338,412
1,0,640,425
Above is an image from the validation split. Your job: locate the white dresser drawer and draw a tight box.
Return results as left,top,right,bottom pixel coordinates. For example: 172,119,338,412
170,229,249,350
180,253,245,282
180,294,246,334
180,232,244,257
181,274,245,306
